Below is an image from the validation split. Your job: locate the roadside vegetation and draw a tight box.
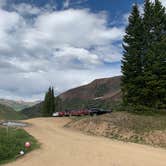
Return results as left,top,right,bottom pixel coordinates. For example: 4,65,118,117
0,127,39,165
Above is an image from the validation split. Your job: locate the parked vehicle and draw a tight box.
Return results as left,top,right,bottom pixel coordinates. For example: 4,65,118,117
52,108,111,117
52,112,59,117
89,108,112,116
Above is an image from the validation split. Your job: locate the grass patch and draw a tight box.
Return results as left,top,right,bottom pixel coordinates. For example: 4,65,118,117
0,127,39,165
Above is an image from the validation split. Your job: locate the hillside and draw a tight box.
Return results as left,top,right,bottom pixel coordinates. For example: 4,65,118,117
22,76,122,118
0,99,40,111
60,76,122,110
22,76,121,118
22,103,43,118
0,104,26,120
60,76,121,101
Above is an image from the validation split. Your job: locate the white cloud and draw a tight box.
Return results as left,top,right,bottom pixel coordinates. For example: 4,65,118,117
63,0,88,9
0,0,6,8
12,3,56,16
150,0,166,7
12,3,42,15
63,0,70,9
31,9,123,48
160,0,166,7
0,3,123,100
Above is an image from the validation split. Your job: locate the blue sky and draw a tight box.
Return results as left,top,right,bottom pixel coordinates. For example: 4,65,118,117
0,0,165,100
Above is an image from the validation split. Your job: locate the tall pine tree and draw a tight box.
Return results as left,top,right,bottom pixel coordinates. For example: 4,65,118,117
143,0,166,108
55,96,62,113
42,87,55,116
121,4,144,106
121,0,166,110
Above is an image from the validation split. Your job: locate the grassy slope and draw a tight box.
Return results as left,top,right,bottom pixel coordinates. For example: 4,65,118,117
66,111,166,148
0,104,26,120
0,127,39,165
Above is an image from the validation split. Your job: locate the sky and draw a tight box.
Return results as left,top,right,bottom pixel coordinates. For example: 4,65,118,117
0,0,165,101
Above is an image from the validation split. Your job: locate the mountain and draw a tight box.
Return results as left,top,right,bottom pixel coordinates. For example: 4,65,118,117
21,76,122,118
60,75,122,110
21,103,43,118
0,104,26,120
60,76,121,101
0,99,40,111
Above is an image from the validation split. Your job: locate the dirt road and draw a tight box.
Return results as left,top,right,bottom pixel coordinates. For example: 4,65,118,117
5,118,166,166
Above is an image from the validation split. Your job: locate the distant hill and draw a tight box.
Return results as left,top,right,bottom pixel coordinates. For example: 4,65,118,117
59,75,122,110
22,76,122,118
21,103,43,119
0,99,40,111
0,104,26,120
60,76,121,101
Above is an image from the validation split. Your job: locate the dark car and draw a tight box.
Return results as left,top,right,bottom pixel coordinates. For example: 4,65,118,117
89,108,112,116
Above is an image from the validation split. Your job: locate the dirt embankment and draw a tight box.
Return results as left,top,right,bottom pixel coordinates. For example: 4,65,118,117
67,112,166,148
5,117,166,166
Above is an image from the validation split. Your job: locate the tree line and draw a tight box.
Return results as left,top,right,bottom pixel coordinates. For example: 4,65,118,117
42,87,62,116
121,0,166,111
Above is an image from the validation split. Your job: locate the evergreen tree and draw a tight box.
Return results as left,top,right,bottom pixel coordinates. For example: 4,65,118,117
51,87,55,113
55,97,62,112
121,0,166,110
42,90,50,117
121,4,144,106
143,0,166,108
42,86,55,116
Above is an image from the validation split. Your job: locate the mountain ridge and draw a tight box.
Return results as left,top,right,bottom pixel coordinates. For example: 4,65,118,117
0,99,40,111
21,76,122,118
0,103,26,120
60,75,122,101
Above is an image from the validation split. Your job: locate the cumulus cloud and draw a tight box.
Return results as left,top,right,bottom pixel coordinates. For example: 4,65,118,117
11,3,56,16
0,0,6,8
150,0,166,7
160,0,166,7
12,3,42,15
63,0,88,9
0,2,123,100
63,0,70,9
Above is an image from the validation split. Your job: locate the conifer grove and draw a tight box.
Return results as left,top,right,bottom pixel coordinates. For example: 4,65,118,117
121,0,166,110
42,87,62,116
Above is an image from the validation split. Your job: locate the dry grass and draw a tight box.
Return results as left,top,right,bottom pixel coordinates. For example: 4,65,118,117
66,112,166,148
